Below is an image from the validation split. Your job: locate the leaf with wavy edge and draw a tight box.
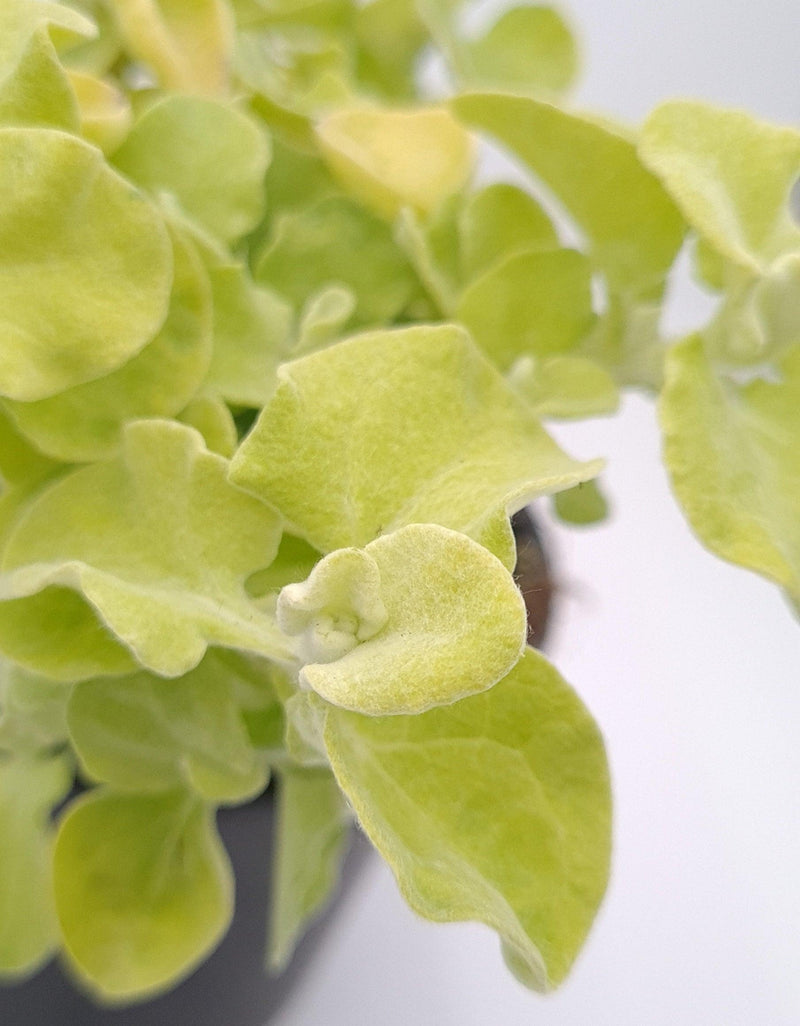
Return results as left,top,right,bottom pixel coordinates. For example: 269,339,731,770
280,524,526,715
4,225,213,462
509,355,619,419
324,646,611,991
54,789,233,1002
315,106,473,221
68,651,268,802
113,95,270,245
0,420,289,678
640,100,800,274
0,0,95,77
66,69,131,153
268,765,350,969
451,92,685,297
230,324,602,557
660,335,800,603
0,25,79,131
0,663,70,754
0,751,72,978
0,128,173,402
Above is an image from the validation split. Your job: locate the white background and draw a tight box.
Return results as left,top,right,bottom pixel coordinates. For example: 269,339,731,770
277,2,800,1023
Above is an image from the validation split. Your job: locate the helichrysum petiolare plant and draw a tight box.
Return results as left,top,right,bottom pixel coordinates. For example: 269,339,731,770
0,0,798,1006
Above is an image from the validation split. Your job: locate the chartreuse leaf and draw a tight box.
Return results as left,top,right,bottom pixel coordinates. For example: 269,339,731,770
268,765,350,970
640,100,800,273
0,750,72,978
0,663,70,754
354,0,427,99
4,225,213,462
58,0,123,77
509,355,619,419
230,324,602,556
0,406,59,490
315,106,473,221
279,524,527,715
0,0,95,76
113,95,271,245
0,128,173,402
395,197,463,315
0,420,289,678
459,183,558,283
660,335,800,603
294,286,357,356
457,248,595,370
324,646,611,991
0,25,79,132
66,69,132,153
462,5,578,98
53,789,233,1002
112,0,235,96
256,196,416,327
68,652,268,803
178,395,238,458
451,92,685,296
553,478,609,526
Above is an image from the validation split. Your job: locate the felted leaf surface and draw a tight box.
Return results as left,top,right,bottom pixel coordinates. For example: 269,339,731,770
0,25,79,132
324,646,611,990
54,789,233,1002
315,106,473,221
280,524,527,715
230,324,602,554
4,225,213,462
256,196,416,327
451,92,685,296
0,128,173,402
0,751,72,978
268,765,349,970
68,651,269,802
0,420,288,678
640,100,800,273
177,395,238,458
660,335,800,603
457,247,595,370
113,95,270,244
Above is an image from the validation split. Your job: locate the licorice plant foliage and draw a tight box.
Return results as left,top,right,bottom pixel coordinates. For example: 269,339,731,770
0,0,797,1008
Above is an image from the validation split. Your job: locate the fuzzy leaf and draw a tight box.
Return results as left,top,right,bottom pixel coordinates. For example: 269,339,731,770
0,663,70,754
0,25,79,132
640,100,800,273
268,766,349,970
0,128,173,402
0,420,288,678
4,225,212,462
0,751,72,978
113,95,270,244
315,106,473,221
660,335,800,603
230,324,602,555
281,524,527,715
553,478,609,526
324,646,611,990
54,789,233,1002
68,652,269,802
451,92,685,296
457,247,595,370
509,355,619,419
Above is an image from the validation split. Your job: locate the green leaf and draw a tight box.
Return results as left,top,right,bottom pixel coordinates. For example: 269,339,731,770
268,765,349,970
315,105,473,221
230,324,602,555
660,336,800,603
0,26,80,132
0,0,95,78
294,286,356,357
553,478,609,526
256,195,417,327
0,663,70,754
54,789,233,1002
451,92,685,296
459,182,558,283
113,95,271,245
4,225,213,462
0,420,289,678
0,750,72,978
324,646,611,990
462,5,578,98
509,354,619,419
66,68,132,153
0,128,173,402
394,197,463,316
457,247,595,370
112,0,235,96
279,523,527,715
68,651,269,803
246,532,322,599
0,405,60,490
177,395,238,458
639,100,800,273
354,0,427,99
